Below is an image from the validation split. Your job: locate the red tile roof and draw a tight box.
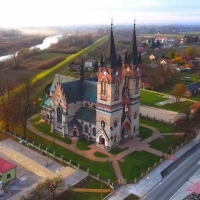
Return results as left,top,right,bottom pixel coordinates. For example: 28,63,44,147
0,158,16,174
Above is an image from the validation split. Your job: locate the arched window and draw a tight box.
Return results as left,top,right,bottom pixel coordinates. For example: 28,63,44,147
101,120,105,127
124,74,130,89
114,80,119,97
85,125,89,133
57,107,62,123
101,79,107,96
134,112,137,119
93,128,96,136
114,120,118,127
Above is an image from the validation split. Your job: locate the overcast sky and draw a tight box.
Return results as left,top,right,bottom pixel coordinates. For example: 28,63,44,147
1,0,200,27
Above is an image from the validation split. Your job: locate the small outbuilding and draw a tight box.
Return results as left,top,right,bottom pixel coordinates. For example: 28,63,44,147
184,82,200,97
0,158,16,185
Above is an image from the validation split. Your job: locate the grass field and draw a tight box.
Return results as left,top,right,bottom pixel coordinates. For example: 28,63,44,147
140,90,166,106
139,33,185,39
139,126,153,140
158,101,193,112
31,52,71,60
94,152,109,158
149,135,184,153
33,121,72,145
77,138,94,150
119,151,160,180
10,122,117,181
140,118,175,133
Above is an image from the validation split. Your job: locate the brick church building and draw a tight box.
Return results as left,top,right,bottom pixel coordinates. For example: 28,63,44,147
41,21,142,150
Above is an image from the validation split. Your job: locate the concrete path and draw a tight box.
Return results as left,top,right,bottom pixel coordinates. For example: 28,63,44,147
0,142,75,179
140,105,179,123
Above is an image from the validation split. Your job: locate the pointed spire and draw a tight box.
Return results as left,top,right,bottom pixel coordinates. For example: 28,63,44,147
79,63,84,81
118,54,122,67
130,19,138,65
105,17,117,68
138,51,142,64
100,54,103,66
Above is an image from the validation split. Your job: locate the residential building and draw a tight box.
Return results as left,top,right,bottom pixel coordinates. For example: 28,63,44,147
85,59,94,70
184,82,200,97
41,21,141,150
0,158,16,185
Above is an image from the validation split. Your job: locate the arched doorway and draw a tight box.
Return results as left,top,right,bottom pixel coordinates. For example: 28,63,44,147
71,128,79,137
99,135,105,146
121,122,131,139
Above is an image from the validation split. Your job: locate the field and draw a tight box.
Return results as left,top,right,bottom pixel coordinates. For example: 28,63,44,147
139,33,185,39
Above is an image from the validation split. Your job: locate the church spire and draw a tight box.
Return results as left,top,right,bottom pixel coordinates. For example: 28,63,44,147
105,17,117,68
79,63,84,81
130,19,138,65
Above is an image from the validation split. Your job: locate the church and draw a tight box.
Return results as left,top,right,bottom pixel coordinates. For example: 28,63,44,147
41,21,142,150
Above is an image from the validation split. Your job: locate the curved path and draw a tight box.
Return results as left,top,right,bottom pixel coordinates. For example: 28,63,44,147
27,115,164,182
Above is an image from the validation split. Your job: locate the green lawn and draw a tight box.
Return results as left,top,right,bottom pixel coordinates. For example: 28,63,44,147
31,115,41,123
94,152,109,158
77,138,94,150
33,122,72,145
139,126,153,140
78,177,110,189
119,151,160,180
109,147,129,155
158,101,193,112
140,118,175,133
187,92,200,101
141,90,166,106
149,135,184,153
71,192,109,200
10,123,117,181
31,52,71,60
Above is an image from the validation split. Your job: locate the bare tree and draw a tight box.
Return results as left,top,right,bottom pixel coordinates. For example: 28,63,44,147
174,108,200,139
0,75,17,131
14,72,38,139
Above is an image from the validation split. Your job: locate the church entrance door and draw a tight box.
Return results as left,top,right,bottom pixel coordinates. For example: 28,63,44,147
73,131,77,137
121,122,131,139
101,138,105,145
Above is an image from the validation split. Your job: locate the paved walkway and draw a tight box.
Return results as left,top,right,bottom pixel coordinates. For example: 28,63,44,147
107,138,200,200
27,115,167,183
0,141,75,179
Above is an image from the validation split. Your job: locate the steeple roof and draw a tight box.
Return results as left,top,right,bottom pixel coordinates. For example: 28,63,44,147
129,20,138,65
104,19,118,69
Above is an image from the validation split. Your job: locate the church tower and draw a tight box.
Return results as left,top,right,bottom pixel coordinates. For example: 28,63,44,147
96,19,122,149
121,20,141,138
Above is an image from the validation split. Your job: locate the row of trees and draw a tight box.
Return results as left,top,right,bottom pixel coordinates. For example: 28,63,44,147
0,73,38,139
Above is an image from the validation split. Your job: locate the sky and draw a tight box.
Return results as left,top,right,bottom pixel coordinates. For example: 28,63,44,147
1,0,200,27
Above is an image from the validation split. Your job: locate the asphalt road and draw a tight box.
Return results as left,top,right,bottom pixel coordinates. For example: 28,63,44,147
142,146,200,200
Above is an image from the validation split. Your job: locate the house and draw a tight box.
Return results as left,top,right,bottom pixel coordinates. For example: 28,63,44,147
184,82,200,97
190,101,200,113
41,21,141,150
0,158,16,185
85,59,94,70
69,62,80,71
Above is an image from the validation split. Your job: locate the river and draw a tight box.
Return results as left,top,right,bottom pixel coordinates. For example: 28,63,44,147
0,34,63,61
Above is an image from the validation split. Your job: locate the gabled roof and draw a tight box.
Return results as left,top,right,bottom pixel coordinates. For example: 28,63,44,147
0,158,16,174
186,82,200,92
82,80,97,103
42,97,53,108
50,74,78,92
76,107,96,124
61,80,81,104
68,117,82,130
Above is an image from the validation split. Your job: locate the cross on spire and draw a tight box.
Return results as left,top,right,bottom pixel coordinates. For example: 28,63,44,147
111,17,114,26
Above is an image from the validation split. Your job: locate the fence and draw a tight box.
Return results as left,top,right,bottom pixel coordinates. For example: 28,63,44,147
140,113,174,125
3,130,113,189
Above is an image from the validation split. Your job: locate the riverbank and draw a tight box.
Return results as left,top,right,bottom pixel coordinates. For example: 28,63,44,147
0,35,45,57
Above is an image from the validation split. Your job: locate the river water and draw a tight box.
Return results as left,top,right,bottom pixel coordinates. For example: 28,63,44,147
0,34,63,61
